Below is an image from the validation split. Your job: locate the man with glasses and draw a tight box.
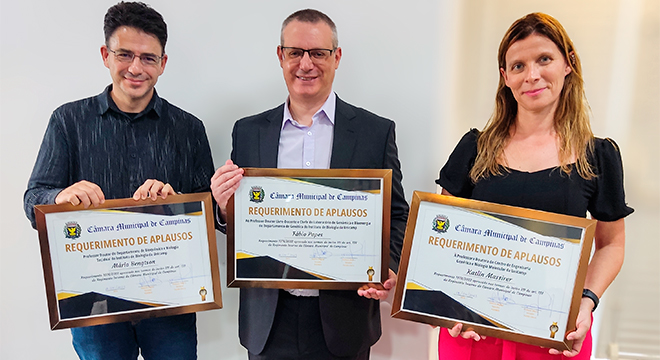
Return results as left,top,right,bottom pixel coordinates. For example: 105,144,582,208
211,9,408,360
24,2,214,359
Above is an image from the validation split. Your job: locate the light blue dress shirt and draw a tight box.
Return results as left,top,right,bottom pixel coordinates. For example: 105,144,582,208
278,91,336,169
279,91,336,296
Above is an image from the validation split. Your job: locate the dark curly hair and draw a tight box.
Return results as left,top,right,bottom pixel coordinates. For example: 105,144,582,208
103,2,167,53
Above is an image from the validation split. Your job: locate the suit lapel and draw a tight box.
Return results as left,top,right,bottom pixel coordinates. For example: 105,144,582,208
330,97,357,168
259,105,284,168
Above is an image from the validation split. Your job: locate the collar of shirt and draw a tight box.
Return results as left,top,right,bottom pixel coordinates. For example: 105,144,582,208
282,91,336,129
99,84,162,121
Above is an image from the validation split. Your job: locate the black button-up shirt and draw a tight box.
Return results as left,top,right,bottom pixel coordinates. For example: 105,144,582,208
24,85,215,228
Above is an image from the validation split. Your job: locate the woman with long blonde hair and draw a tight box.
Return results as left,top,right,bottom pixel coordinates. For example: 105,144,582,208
436,12,633,359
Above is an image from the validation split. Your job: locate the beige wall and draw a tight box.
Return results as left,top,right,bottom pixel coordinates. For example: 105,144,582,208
441,1,659,357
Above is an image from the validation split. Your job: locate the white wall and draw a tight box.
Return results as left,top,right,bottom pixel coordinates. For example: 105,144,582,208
0,1,450,359
1,1,657,359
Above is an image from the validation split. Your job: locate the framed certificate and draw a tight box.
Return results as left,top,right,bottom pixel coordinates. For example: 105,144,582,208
34,193,221,330
391,191,596,350
227,168,391,290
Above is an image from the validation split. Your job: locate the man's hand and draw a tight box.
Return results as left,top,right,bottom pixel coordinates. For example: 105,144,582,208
357,269,397,300
133,179,175,201
55,180,105,208
211,159,244,222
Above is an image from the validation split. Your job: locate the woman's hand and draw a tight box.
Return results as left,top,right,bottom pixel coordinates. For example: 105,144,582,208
549,298,593,357
447,322,486,341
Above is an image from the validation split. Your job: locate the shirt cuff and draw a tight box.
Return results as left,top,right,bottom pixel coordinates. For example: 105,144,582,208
215,203,227,233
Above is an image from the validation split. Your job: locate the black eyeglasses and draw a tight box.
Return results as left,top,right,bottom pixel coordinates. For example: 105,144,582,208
280,47,335,61
108,49,164,66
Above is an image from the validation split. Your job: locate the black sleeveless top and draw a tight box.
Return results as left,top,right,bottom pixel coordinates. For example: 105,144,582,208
436,129,634,221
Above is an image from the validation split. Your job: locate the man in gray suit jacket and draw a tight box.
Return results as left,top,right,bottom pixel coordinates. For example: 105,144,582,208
211,9,408,359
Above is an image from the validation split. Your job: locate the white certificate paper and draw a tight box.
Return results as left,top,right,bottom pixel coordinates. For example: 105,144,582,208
392,192,595,350
229,169,391,289
35,194,221,329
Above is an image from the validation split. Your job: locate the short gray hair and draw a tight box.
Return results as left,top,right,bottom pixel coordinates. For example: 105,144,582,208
281,9,338,49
